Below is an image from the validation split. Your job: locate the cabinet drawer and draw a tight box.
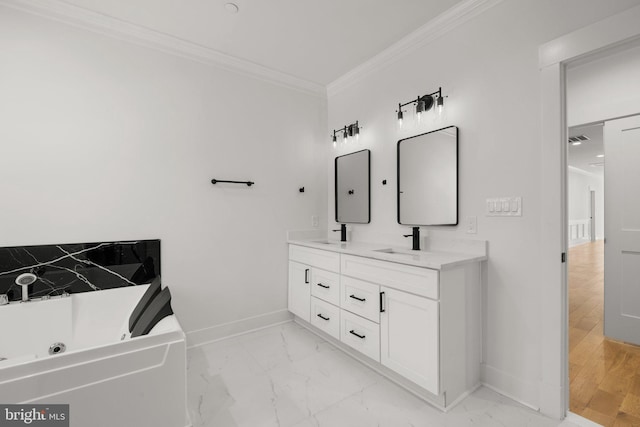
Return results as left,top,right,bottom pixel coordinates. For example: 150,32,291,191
310,269,340,306
342,254,439,300
310,297,340,340
290,245,340,272
340,310,380,362
340,276,380,323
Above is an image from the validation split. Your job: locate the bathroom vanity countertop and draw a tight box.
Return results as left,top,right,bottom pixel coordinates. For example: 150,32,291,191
287,239,487,270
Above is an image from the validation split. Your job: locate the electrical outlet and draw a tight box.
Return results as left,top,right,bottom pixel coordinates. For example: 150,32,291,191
311,215,319,227
465,216,477,234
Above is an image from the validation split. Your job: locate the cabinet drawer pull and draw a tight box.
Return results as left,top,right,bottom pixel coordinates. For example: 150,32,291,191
316,313,330,321
316,283,330,289
349,330,366,339
380,291,386,313
304,268,309,284
349,294,366,302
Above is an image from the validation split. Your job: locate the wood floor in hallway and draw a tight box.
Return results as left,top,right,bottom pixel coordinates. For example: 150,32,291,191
569,241,640,426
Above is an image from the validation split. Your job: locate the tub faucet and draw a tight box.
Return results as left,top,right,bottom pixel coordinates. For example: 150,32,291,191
403,227,421,251
332,224,347,242
15,273,37,302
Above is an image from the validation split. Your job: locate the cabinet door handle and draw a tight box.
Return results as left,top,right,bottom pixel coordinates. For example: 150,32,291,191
349,294,366,302
317,313,330,321
316,283,330,289
304,268,309,284
349,330,366,339
380,291,386,313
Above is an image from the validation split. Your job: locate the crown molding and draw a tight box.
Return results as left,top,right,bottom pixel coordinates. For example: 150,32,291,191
539,3,640,69
327,0,505,98
0,0,326,98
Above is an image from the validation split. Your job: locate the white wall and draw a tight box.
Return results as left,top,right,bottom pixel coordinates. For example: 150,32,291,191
326,0,640,411
567,168,604,244
0,6,328,336
567,43,640,127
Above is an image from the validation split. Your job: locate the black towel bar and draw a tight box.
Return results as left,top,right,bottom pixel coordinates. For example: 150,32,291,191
211,179,254,187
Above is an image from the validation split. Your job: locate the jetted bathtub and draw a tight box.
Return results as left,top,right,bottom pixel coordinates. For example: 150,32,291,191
0,285,190,427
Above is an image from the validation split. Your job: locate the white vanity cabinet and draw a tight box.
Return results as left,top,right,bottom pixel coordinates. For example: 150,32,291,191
341,254,442,394
288,245,340,324
287,242,483,410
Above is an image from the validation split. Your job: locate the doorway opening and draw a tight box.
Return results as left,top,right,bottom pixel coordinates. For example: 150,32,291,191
566,123,608,422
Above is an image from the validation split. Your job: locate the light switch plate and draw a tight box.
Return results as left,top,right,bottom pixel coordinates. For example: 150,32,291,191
311,215,319,227
486,197,522,216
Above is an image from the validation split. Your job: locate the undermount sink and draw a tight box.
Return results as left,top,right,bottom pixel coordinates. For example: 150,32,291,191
312,240,343,245
373,248,418,256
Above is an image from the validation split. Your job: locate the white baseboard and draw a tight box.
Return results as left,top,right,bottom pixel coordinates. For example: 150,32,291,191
481,363,539,411
186,309,293,349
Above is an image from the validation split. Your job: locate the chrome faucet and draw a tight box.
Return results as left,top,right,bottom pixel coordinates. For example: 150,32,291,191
15,273,37,302
403,227,421,251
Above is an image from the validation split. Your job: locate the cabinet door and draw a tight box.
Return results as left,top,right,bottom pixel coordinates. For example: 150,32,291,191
288,261,311,322
380,287,439,395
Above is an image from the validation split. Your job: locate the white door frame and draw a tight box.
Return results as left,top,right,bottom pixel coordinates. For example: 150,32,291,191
539,5,640,419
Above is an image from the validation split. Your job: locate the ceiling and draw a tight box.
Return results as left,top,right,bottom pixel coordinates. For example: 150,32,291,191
58,0,466,85
568,124,604,176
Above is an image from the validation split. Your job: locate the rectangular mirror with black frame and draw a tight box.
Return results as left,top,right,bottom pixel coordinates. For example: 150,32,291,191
335,149,371,224
398,126,458,226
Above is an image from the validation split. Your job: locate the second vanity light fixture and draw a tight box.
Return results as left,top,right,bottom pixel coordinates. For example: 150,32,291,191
396,87,445,127
331,121,360,147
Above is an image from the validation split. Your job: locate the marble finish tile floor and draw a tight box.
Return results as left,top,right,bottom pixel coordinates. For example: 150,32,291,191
187,322,587,427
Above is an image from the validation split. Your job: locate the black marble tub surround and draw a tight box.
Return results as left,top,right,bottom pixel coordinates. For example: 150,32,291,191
0,240,160,302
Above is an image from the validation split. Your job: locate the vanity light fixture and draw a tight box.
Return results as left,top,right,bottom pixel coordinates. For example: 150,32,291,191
331,121,360,147
436,94,444,114
396,87,445,127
